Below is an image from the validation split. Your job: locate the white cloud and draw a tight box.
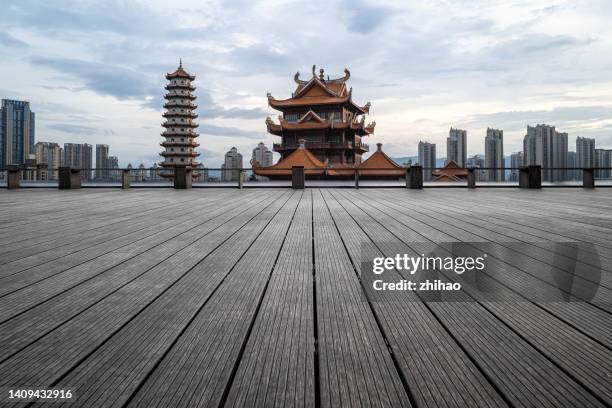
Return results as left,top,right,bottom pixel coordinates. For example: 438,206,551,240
1,0,612,167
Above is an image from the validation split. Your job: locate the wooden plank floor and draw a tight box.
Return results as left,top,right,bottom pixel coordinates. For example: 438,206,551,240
0,188,610,408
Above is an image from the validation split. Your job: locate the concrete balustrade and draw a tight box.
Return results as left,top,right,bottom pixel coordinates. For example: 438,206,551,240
583,168,595,189
58,167,81,189
407,165,423,189
174,166,192,189
519,165,541,189
122,169,130,189
292,166,305,189
7,167,20,189
467,168,476,189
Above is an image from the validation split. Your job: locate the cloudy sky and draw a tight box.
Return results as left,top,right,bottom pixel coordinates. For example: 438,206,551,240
1,0,612,166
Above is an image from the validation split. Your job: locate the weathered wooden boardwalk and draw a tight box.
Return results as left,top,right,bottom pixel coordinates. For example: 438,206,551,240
0,188,610,407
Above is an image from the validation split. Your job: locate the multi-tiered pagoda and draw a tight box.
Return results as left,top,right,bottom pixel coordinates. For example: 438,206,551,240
265,65,375,166
159,60,200,178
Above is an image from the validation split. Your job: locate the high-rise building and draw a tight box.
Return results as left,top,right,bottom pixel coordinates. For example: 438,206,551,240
446,127,467,168
96,144,109,180
35,142,62,179
418,141,436,181
222,147,243,182
64,143,93,180
576,137,595,167
485,128,504,181
510,151,523,181
0,99,35,168
108,155,120,181
523,124,568,182
467,154,486,181
195,163,209,182
252,142,273,167
159,61,200,178
594,149,612,179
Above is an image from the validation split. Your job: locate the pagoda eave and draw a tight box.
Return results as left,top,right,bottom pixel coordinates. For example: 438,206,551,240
165,84,196,91
160,152,200,157
161,122,199,128
160,142,200,147
163,99,198,109
162,112,198,118
165,72,195,80
161,131,200,136
164,94,197,100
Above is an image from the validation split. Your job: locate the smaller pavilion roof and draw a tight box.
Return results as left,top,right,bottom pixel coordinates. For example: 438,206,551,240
166,60,195,80
432,160,468,181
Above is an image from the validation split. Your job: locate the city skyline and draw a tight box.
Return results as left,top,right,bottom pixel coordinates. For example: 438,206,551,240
1,1,612,167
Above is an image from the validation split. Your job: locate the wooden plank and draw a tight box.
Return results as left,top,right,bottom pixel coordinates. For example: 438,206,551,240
223,191,315,408
0,190,286,389
41,191,297,408
0,189,237,259
335,189,608,407
0,189,265,320
352,189,612,347
321,189,508,408
311,189,412,407
126,191,302,408
0,192,282,362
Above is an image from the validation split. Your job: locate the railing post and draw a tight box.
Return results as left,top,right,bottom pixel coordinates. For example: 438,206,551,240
59,167,81,189
519,165,541,189
583,168,595,189
292,166,305,189
174,166,192,189
7,166,20,189
519,166,528,188
122,169,130,189
467,168,476,189
408,165,423,189
354,169,359,189
238,170,244,189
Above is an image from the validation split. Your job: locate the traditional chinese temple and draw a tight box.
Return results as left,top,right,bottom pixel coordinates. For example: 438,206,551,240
266,65,375,165
159,60,200,178
253,66,405,178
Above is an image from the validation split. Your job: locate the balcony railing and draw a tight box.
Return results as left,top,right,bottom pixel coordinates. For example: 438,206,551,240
2,166,611,190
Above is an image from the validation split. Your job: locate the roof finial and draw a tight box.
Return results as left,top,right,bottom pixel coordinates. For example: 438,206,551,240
319,68,325,80
179,58,183,69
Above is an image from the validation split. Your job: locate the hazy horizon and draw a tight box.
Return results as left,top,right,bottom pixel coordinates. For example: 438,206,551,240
2,0,612,167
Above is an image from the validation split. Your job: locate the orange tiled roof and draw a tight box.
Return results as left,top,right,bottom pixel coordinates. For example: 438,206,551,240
268,66,370,114
252,140,326,176
166,61,195,80
253,142,404,178
357,143,405,176
266,117,375,135
432,160,468,181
